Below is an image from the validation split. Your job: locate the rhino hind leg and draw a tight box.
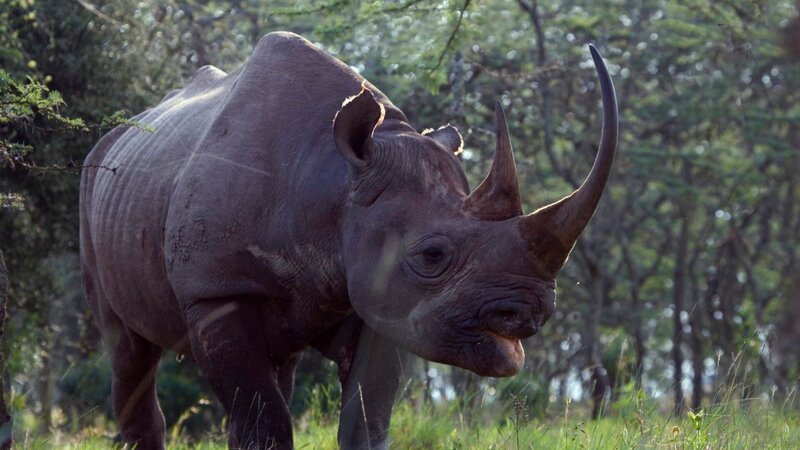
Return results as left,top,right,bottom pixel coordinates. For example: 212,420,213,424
81,270,166,448
107,319,166,449
183,297,293,449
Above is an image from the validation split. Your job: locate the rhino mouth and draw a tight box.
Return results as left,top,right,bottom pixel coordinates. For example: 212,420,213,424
410,320,528,377
480,308,538,372
466,328,525,377
479,314,534,372
461,298,551,377
486,330,524,358
486,331,524,348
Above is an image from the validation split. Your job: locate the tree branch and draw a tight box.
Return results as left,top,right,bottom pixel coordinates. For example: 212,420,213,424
74,0,125,27
429,0,471,74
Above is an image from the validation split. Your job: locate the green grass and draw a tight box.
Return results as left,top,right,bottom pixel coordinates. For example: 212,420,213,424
12,386,800,449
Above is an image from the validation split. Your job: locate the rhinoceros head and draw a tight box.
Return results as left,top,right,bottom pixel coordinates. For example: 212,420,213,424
334,46,617,377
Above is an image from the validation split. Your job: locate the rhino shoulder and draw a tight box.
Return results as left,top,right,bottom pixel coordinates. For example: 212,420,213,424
254,31,312,54
250,32,341,71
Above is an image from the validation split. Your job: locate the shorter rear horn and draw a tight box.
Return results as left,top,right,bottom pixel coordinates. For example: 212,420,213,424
463,101,523,220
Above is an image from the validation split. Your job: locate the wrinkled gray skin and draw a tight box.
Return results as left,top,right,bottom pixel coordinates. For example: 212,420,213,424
80,32,617,449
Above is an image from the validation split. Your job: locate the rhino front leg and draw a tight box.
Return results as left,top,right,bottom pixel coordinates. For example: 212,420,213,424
184,298,293,449
336,317,410,450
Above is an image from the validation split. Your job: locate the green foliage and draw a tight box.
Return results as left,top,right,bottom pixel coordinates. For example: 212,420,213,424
300,381,800,450
0,70,91,213
496,373,550,419
18,383,800,448
55,357,112,429
97,110,153,133
0,71,86,130
0,193,23,210
156,359,218,441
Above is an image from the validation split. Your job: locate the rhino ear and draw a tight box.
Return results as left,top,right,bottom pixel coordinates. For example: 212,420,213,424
424,125,464,155
333,87,385,168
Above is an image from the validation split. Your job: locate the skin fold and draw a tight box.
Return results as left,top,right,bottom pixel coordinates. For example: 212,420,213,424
79,32,617,449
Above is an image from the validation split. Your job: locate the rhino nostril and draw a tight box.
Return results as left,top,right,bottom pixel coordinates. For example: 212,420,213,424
497,311,521,327
483,308,542,339
485,310,523,331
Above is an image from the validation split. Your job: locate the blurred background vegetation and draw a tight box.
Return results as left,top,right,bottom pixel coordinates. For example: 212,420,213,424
1,0,799,446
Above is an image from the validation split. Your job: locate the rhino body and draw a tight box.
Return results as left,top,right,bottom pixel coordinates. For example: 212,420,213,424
80,32,617,449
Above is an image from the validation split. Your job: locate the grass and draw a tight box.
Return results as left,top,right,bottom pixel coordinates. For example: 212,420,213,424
13,384,800,449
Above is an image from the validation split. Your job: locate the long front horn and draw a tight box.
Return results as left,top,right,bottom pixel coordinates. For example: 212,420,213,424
464,101,523,220
520,44,619,276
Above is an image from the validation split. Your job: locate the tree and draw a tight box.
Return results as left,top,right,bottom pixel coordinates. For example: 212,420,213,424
0,250,10,450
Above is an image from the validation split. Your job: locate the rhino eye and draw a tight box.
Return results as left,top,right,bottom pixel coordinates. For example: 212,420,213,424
421,246,444,262
404,236,454,280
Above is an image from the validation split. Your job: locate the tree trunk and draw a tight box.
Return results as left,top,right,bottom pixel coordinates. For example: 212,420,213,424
672,212,689,416
587,265,609,418
450,50,466,128
689,280,704,411
0,249,12,449
450,367,480,411
590,366,610,419
518,0,576,183
423,359,433,404
632,301,646,391
618,229,658,392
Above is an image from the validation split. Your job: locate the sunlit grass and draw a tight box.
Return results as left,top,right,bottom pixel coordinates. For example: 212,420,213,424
13,384,800,449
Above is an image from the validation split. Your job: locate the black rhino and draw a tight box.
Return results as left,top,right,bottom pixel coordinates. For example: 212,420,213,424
80,32,617,449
